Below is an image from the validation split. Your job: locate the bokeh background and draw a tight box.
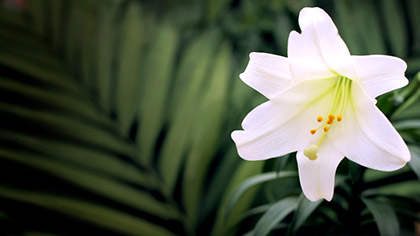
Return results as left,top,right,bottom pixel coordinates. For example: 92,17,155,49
1,0,420,235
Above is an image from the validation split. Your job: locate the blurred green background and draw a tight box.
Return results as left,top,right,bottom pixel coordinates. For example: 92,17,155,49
1,0,420,235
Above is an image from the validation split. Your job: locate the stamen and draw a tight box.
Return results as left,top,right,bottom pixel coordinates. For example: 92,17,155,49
303,144,318,160
306,77,352,151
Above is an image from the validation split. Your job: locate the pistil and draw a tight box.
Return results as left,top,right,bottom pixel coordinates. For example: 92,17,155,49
304,76,352,160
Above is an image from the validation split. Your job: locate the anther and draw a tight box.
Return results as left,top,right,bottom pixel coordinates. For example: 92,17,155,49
337,115,342,122
328,114,335,120
310,129,317,135
324,127,329,132
303,144,318,160
327,119,333,125
317,116,323,122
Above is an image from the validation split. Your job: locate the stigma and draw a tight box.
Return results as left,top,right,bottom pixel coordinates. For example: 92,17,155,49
303,145,318,160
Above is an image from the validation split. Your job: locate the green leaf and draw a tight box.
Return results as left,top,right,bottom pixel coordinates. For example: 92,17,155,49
95,1,122,111
225,171,298,219
158,31,219,195
407,0,420,53
0,46,81,95
391,88,420,120
382,0,407,57
287,194,322,235
0,101,132,155
0,185,176,236
275,154,291,172
351,0,386,54
79,0,99,89
391,73,420,120
211,161,265,236
349,161,364,184
242,204,271,220
205,0,230,22
115,1,146,136
406,58,420,75
0,147,178,220
0,130,154,188
287,0,315,14
0,76,111,127
253,197,298,236
333,0,364,54
408,145,420,180
137,23,179,163
394,120,420,130
182,41,231,226
201,147,240,222
362,198,400,236
273,12,292,56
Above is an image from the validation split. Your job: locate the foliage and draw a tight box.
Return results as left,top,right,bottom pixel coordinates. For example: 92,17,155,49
1,0,420,235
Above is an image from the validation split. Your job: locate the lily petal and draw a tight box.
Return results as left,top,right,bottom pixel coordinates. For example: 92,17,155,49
288,7,355,82
353,55,408,99
297,141,344,202
332,83,410,171
232,78,337,161
239,52,293,99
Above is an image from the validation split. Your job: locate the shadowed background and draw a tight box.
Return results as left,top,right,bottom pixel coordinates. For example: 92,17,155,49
1,0,420,235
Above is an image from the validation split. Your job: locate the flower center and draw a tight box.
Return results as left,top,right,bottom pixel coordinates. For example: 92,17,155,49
304,76,352,160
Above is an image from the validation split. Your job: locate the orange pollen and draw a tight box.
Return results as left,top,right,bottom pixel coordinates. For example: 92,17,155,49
309,113,341,138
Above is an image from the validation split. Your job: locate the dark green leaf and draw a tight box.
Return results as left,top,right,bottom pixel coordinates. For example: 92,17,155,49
225,171,298,218
352,0,386,54
0,147,178,220
115,1,146,136
333,0,364,54
0,130,155,187
182,41,231,225
137,23,179,163
287,194,322,235
254,197,298,236
408,145,420,180
0,185,176,236
95,1,121,111
394,120,420,130
349,161,364,184
362,198,400,236
158,32,219,195
382,0,407,57
211,161,264,236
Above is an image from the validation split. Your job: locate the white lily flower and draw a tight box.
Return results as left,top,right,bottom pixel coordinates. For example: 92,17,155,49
231,7,411,202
